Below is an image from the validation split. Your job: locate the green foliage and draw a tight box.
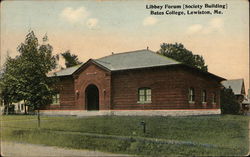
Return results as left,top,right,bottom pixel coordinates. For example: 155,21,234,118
220,87,241,115
0,31,57,111
0,56,23,105
61,50,81,68
158,43,208,71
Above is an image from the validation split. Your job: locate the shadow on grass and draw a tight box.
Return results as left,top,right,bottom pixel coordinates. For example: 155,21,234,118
2,127,246,156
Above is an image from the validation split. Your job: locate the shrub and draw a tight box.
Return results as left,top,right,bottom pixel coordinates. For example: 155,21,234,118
220,87,240,115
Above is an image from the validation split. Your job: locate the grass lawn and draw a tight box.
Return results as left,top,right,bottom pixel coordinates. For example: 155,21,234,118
1,115,249,156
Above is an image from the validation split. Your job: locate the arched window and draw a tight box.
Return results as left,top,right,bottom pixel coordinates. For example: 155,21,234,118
202,90,207,103
188,88,195,102
138,88,151,103
212,92,216,104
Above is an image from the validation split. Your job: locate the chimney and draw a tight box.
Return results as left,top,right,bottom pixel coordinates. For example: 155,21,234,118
147,46,149,50
111,52,114,55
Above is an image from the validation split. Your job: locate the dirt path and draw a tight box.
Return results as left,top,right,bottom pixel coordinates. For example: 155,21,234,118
1,141,131,157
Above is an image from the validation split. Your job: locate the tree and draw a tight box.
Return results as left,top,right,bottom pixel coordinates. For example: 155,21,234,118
61,50,81,68
158,43,208,71
0,56,23,114
18,31,57,126
220,87,240,115
0,31,57,126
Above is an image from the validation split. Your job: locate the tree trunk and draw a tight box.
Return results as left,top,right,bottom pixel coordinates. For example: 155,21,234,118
24,104,27,115
23,100,27,115
37,109,40,128
6,102,9,115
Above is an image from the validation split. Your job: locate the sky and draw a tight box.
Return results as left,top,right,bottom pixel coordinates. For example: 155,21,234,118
1,0,249,91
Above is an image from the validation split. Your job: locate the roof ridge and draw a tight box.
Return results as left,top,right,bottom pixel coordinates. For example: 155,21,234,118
98,49,181,65
94,59,111,64
153,51,182,64
230,78,244,80
226,78,244,81
98,49,149,59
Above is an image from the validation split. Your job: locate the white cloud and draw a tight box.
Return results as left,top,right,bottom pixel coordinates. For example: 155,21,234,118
186,24,203,34
143,16,158,26
209,17,224,29
86,18,98,29
60,7,89,23
60,7,99,29
186,18,224,35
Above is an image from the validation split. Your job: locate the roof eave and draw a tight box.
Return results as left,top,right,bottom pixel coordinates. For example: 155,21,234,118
179,64,226,82
110,63,225,82
110,63,181,72
47,74,73,78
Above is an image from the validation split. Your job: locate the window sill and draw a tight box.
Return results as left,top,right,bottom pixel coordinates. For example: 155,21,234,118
137,101,152,104
51,103,60,106
188,101,195,104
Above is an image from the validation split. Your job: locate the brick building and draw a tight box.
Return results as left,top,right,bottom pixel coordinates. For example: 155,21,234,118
44,49,225,113
222,79,249,112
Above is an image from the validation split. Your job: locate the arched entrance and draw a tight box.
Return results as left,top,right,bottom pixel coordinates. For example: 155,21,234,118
85,84,99,110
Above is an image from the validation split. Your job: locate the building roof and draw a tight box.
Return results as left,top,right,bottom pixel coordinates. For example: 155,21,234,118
222,79,245,95
49,49,180,77
48,49,224,82
94,49,181,71
47,64,82,77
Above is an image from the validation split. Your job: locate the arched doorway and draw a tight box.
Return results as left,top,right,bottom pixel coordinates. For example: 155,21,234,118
85,84,99,110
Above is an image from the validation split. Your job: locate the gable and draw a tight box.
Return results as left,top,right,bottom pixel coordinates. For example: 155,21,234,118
73,59,110,77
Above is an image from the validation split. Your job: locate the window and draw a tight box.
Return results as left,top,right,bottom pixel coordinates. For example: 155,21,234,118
212,92,216,104
52,93,60,105
138,88,151,103
202,90,207,103
188,88,195,102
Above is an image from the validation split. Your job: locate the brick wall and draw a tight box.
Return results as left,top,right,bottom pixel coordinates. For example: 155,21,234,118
59,76,76,109
45,63,222,111
74,62,111,110
179,66,221,109
111,66,221,110
42,76,76,110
